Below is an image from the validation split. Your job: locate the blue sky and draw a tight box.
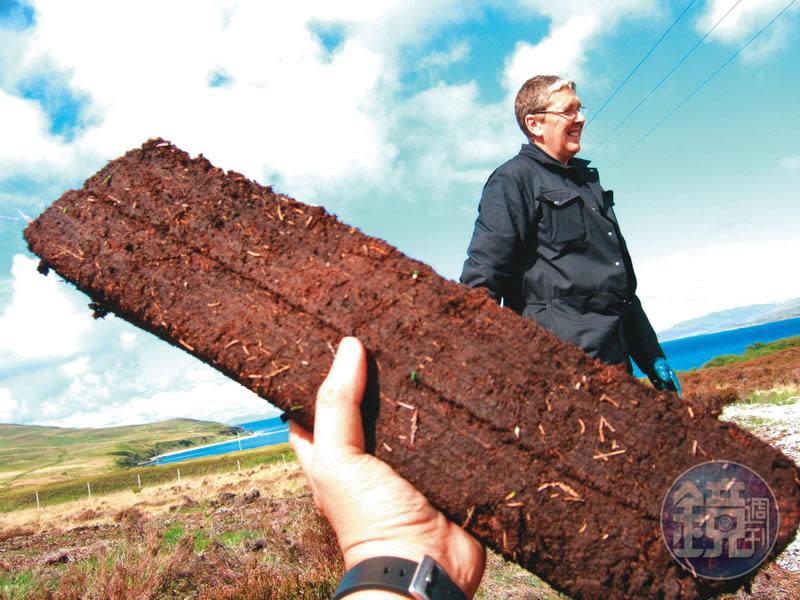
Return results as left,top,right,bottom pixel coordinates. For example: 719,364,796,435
1,0,799,427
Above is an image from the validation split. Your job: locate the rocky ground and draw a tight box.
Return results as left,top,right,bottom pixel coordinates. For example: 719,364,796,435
680,343,800,578
721,392,800,574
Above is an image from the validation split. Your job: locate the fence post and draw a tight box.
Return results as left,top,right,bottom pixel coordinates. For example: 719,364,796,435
137,473,142,489
237,459,241,473
87,482,92,500
35,491,40,509
177,469,181,484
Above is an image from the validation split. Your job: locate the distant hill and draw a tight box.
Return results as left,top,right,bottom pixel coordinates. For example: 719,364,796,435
0,418,237,492
659,297,800,341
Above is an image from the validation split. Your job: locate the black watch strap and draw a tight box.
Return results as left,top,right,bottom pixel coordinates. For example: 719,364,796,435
332,555,468,600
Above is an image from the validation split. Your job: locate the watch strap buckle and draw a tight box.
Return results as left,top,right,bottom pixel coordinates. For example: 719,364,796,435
409,554,438,599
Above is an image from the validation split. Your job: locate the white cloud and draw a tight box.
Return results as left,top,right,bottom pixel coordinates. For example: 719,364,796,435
0,388,18,422
51,375,276,429
397,82,515,184
120,332,137,350
694,0,800,64
503,1,659,92
2,328,278,427
695,0,800,44
419,41,471,70
307,0,481,54
0,255,92,361
1,2,384,201
60,355,90,377
637,236,800,332
505,15,599,87
779,155,800,171
0,88,74,177
4,0,488,203
0,27,32,89
0,282,279,426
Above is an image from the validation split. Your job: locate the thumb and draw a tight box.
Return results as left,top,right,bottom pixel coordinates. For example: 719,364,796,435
312,337,367,457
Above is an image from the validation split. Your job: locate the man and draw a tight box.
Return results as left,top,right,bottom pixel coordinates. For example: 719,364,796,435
460,75,680,393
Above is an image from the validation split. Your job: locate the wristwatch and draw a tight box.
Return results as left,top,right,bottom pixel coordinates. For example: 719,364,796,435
332,555,468,599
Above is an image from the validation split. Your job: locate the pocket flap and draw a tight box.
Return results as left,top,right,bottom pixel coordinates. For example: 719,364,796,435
602,189,615,207
539,189,581,208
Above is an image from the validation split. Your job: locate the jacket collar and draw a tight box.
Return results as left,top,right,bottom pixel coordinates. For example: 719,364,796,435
519,143,591,171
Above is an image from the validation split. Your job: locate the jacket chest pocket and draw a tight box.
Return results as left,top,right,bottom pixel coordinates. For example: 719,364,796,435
602,189,614,210
602,189,619,222
537,189,586,251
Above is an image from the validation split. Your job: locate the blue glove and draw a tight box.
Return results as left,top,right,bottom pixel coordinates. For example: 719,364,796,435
650,357,682,398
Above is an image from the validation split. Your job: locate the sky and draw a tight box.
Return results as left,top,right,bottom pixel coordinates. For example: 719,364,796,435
1,0,798,428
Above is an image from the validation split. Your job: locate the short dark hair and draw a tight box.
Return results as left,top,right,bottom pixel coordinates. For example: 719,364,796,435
514,75,576,139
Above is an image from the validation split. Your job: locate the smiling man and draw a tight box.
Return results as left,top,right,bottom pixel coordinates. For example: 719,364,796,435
461,75,680,393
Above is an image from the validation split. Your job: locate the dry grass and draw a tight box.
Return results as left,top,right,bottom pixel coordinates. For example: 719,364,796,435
728,563,800,599
0,526,34,543
475,550,564,599
0,461,336,600
88,535,193,600
0,459,302,535
26,495,342,600
2,454,796,599
200,504,342,600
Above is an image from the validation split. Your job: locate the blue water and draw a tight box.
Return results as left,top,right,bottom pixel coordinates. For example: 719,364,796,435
151,416,288,465
237,416,289,434
634,316,800,376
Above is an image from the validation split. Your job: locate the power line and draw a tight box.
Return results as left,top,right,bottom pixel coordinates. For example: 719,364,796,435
609,0,799,169
588,0,700,127
592,0,745,152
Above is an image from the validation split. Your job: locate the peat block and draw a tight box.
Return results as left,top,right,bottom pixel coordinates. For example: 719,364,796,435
24,139,800,599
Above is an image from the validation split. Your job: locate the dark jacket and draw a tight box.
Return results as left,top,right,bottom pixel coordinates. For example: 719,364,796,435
460,143,663,374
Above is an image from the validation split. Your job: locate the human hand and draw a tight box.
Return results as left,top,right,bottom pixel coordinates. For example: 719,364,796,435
650,357,682,398
289,337,486,598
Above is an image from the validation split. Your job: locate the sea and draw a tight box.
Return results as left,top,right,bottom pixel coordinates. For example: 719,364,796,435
636,316,800,376
151,317,800,465
150,416,288,465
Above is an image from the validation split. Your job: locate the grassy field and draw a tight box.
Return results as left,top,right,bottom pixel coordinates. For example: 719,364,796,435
0,442,293,513
0,418,240,493
0,458,342,600
0,450,566,600
702,335,800,368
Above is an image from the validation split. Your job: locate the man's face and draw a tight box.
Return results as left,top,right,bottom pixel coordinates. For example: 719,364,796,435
531,87,585,163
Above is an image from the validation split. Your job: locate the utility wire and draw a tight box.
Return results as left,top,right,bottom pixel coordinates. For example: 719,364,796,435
592,0,745,151
609,0,799,169
588,0,699,127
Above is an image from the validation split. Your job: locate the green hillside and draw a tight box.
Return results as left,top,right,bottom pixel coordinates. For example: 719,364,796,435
0,418,238,492
701,335,800,368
